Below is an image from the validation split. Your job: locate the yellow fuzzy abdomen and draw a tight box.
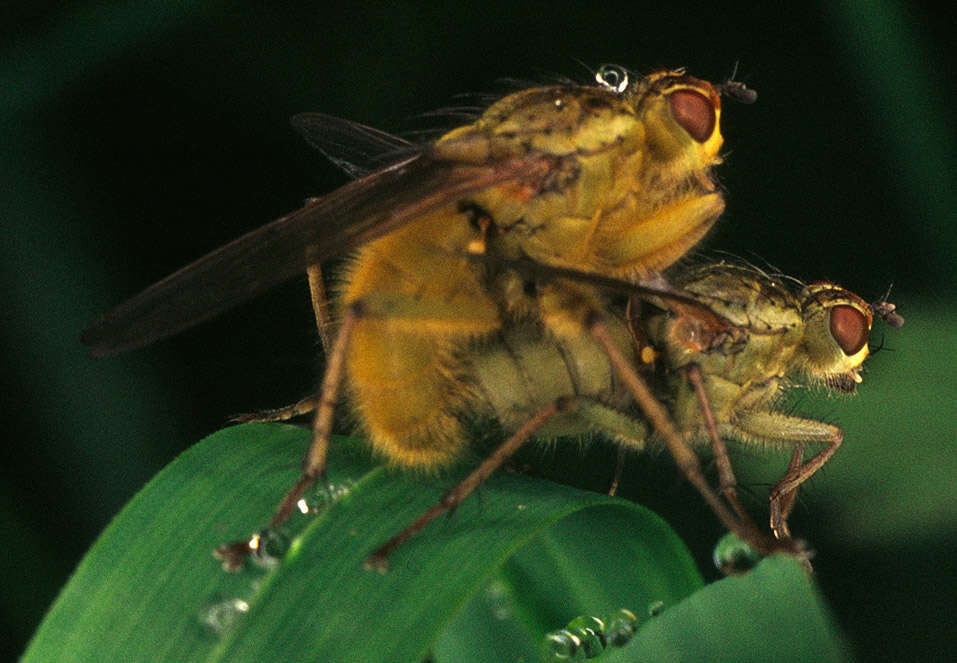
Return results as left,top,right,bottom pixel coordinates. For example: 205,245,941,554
338,210,500,469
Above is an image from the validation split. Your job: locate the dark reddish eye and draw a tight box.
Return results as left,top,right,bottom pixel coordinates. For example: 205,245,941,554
830,305,869,355
668,89,716,143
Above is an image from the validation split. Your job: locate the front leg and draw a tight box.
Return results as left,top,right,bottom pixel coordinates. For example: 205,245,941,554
733,411,843,540
771,444,805,539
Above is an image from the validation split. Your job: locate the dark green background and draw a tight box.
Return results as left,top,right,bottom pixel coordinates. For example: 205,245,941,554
3,2,955,660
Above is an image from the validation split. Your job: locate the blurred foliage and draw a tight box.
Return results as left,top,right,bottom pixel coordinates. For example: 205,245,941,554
3,1,955,661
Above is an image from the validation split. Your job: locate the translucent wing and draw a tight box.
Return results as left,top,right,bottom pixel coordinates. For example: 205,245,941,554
291,113,415,178
82,150,560,356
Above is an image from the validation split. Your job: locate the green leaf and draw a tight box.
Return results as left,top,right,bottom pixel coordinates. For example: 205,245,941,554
438,552,851,663
22,423,703,663
433,506,704,662
611,555,851,661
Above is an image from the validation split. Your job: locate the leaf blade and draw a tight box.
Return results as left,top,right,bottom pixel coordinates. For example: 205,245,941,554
23,424,702,663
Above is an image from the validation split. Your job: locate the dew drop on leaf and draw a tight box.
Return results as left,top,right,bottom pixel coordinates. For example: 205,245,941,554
543,629,584,660
249,528,291,569
199,596,250,635
712,531,762,575
565,615,606,657
604,608,638,647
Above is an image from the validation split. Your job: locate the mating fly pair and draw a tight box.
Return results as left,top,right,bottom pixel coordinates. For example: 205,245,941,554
82,65,893,570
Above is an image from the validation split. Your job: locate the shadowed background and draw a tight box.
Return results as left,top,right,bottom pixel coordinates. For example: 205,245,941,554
3,1,955,660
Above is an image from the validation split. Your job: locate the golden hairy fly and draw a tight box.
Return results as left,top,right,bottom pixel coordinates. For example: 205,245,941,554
83,65,784,569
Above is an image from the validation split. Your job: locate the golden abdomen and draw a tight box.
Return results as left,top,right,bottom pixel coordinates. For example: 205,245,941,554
339,211,499,469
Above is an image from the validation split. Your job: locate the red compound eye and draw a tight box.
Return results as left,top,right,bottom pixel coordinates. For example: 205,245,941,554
830,305,869,355
668,89,716,143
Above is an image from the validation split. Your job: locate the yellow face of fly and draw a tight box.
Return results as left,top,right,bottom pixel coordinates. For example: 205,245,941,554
798,281,874,392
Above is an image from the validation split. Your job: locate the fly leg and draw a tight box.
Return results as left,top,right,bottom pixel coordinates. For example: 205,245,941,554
608,446,627,496
589,314,787,558
733,410,844,542
365,397,573,572
273,301,360,526
214,301,360,571
684,363,758,530
229,258,331,424
770,444,804,540
306,254,334,353
231,394,320,423
769,428,842,540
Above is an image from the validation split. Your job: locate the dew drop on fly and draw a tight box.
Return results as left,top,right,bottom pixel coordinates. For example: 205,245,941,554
594,64,630,94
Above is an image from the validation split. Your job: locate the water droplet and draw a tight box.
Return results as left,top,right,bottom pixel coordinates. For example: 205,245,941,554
566,615,606,658
712,532,761,575
199,596,249,634
604,608,638,647
647,600,665,617
311,479,355,508
484,579,513,620
543,629,584,660
249,528,290,568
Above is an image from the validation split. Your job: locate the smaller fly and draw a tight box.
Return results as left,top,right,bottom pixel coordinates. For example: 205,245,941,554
464,261,902,550
635,262,902,540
